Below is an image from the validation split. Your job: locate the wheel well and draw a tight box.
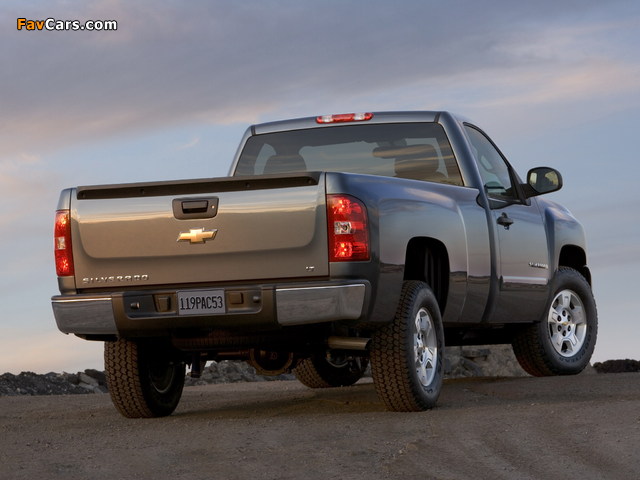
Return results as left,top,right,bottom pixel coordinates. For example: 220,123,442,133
559,245,591,285
403,238,449,313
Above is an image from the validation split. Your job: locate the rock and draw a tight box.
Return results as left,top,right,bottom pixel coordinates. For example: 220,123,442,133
63,373,81,385
0,349,632,396
78,369,109,393
84,369,107,385
79,372,99,387
0,372,89,396
184,360,295,387
593,359,640,374
444,345,527,378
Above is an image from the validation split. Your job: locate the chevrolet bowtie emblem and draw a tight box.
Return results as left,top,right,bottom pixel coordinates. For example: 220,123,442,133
177,228,218,244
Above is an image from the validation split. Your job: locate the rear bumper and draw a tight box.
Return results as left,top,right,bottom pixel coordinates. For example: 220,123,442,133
275,284,366,325
52,282,368,337
52,295,117,335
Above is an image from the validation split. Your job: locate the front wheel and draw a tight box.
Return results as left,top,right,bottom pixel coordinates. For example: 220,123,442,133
104,339,186,418
512,267,598,376
370,281,445,411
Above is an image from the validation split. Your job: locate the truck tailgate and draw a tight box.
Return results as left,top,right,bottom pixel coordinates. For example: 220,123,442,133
71,174,329,288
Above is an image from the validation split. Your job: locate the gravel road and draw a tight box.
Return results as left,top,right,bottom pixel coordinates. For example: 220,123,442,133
1,372,638,480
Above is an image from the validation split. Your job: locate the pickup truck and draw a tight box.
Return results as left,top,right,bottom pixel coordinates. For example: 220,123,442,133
52,111,598,418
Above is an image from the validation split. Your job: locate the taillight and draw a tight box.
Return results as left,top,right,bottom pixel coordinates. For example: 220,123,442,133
327,195,370,262
54,210,74,277
316,113,374,124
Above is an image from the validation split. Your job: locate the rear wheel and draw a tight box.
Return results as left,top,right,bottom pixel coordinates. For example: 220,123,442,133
104,339,185,418
294,353,369,388
370,281,444,411
512,267,598,376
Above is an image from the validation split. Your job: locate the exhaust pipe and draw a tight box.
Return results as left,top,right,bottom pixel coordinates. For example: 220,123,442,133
327,336,370,351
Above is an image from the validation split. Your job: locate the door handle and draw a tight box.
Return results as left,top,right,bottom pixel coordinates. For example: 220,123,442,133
497,212,514,230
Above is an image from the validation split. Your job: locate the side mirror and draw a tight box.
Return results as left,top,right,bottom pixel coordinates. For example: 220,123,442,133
525,167,563,197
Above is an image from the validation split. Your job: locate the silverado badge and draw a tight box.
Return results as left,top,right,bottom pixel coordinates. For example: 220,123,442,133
177,228,218,244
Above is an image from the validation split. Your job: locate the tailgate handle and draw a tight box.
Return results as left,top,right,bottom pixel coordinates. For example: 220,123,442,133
173,197,219,219
182,200,208,213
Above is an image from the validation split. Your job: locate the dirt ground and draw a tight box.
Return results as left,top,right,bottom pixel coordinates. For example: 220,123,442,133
1,373,638,480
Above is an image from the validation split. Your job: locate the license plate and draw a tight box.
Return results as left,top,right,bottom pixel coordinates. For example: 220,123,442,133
177,289,225,315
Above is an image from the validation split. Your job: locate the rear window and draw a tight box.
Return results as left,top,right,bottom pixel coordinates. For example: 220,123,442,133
234,123,464,186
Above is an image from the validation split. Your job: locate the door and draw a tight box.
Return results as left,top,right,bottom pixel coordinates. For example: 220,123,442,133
465,125,550,323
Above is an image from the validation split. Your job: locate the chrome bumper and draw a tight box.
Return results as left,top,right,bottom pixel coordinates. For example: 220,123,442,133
275,284,366,325
52,282,367,335
52,295,118,335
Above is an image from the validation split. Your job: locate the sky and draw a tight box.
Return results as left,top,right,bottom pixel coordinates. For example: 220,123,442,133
1,0,639,374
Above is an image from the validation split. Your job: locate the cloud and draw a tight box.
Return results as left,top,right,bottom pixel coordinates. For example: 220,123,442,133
176,136,200,150
465,60,640,110
2,0,638,161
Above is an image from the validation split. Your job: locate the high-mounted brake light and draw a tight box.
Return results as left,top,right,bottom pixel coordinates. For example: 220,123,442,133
327,195,370,262
316,113,374,124
54,210,74,277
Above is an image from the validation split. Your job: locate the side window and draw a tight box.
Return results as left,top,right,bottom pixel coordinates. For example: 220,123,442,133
464,125,517,202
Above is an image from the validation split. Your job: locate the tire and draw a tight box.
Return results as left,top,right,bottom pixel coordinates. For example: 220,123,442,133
294,353,369,388
104,339,186,418
512,267,598,376
370,281,445,411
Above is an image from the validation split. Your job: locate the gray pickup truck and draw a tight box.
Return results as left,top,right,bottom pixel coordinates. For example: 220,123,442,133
52,111,597,418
